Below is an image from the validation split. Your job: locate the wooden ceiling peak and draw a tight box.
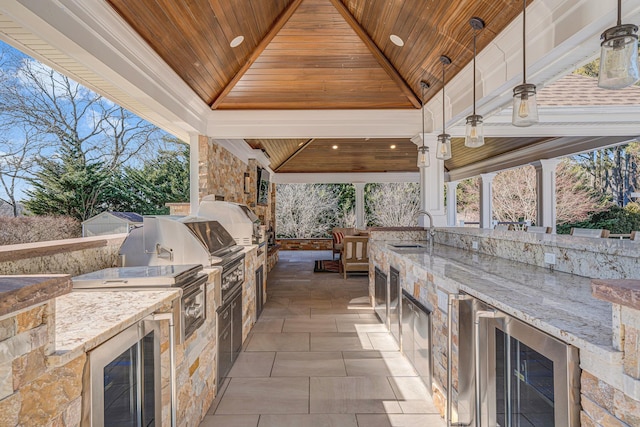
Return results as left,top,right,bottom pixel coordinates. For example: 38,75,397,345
209,0,304,109
217,0,418,110
108,0,529,110
328,0,420,108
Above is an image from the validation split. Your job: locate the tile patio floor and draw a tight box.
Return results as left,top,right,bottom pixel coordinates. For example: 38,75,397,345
201,250,446,427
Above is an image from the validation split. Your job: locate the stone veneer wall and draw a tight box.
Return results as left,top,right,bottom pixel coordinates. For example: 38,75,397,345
171,271,220,425
267,245,280,272
584,280,640,426
166,202,190,215
0,300,85,426
277,238,333,251
198,136,273,228
242,246,267,343
0,235,125,276
435,227,640,279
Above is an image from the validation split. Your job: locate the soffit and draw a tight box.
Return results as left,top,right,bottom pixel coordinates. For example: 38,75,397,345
444,136,554,171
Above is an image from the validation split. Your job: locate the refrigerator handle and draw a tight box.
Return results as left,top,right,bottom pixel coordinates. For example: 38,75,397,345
474,310,507,427
446,293,472,427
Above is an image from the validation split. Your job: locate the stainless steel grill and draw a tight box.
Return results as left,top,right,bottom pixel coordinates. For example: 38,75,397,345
71,264,207,341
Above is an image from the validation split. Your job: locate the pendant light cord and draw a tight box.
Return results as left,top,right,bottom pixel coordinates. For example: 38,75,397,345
618,0,622,26
442,62,446,133
472,27,477,116
421,83,426,148
522,0,527,84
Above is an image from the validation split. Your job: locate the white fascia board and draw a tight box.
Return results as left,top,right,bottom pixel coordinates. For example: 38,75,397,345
272,172,420,184
428,0,640,130
447,135,638,181
207,109,422,139
446,106,640,138
2,0,209,141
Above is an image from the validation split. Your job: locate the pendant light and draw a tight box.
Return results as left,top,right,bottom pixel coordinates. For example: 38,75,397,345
465,17,485,148
436,55,452,160
512,0,538,127
417,81,430,168
598,0,640,89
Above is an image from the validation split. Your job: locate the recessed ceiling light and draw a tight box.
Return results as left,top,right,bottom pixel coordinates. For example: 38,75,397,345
390,145,396,149
390,34,404,47
332,145,338,150
230,36,244,48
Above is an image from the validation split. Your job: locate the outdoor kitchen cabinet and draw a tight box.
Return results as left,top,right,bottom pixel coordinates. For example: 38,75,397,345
217,289,243,385
217,304,233,384
401,290,432,387
389,266,400,343
374,267,387,325
231,291,243,357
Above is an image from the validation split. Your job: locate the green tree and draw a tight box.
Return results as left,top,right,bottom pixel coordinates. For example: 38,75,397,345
110,141,190,214
24,143,111,221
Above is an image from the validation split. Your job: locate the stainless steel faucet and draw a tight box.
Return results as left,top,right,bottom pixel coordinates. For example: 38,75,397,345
417,210,436,244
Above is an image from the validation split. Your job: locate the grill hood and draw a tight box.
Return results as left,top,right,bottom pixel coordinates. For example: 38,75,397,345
119,215,241,267
197,198,261,246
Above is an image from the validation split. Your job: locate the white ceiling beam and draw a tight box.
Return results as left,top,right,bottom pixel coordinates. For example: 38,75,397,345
207,110,420,139
272,172,419,185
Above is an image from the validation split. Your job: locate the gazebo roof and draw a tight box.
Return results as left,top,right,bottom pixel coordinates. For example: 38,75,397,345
0,0,638,182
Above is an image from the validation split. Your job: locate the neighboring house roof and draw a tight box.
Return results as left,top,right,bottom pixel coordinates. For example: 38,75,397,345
109,212,144,222
82,211,143,224
538,74,640,106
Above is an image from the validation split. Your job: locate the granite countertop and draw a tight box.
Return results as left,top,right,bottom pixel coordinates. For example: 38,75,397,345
378,241,614,358
49,289,180,366
592,279,640,310
0,275,72,318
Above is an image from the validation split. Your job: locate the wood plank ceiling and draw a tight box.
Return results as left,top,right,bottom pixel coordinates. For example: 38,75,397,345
107,0,536,174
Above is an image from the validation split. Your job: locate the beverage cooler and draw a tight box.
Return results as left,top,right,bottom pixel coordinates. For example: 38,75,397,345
456,296,580,427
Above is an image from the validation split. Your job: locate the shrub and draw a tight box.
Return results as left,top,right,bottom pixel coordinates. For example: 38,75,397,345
556,203,640,235
0,216,81,245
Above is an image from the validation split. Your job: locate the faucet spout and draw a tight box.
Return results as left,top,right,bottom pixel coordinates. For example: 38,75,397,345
417,210,436,242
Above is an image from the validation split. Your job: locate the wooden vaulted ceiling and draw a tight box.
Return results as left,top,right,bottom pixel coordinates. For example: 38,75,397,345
247,138,418,173
107,0,534,174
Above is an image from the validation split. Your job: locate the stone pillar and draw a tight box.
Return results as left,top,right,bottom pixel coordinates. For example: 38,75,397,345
189,133,200,215
446,181,459,227
533,159,560,234
479,173,496,229
354,183,365,228
411,133,447,226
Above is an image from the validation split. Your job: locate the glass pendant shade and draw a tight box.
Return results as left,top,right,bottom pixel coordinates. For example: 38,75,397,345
511,0,539,127
512,83,539,127
417,145,430,168
436,134,452,160
598,24,639,89
464,115,484,148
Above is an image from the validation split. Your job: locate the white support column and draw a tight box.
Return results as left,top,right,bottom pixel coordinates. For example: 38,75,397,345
189,133,200,215
354,183,366,228
479,173,496,229
412,133,447,226
446,181,459,227
533,159,560,234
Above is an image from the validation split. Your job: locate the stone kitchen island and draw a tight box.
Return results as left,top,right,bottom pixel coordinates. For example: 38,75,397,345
369,228,640,426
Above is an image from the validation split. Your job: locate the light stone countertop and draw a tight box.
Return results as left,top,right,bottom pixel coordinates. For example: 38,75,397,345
49,289,180,366
377,241,614,359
